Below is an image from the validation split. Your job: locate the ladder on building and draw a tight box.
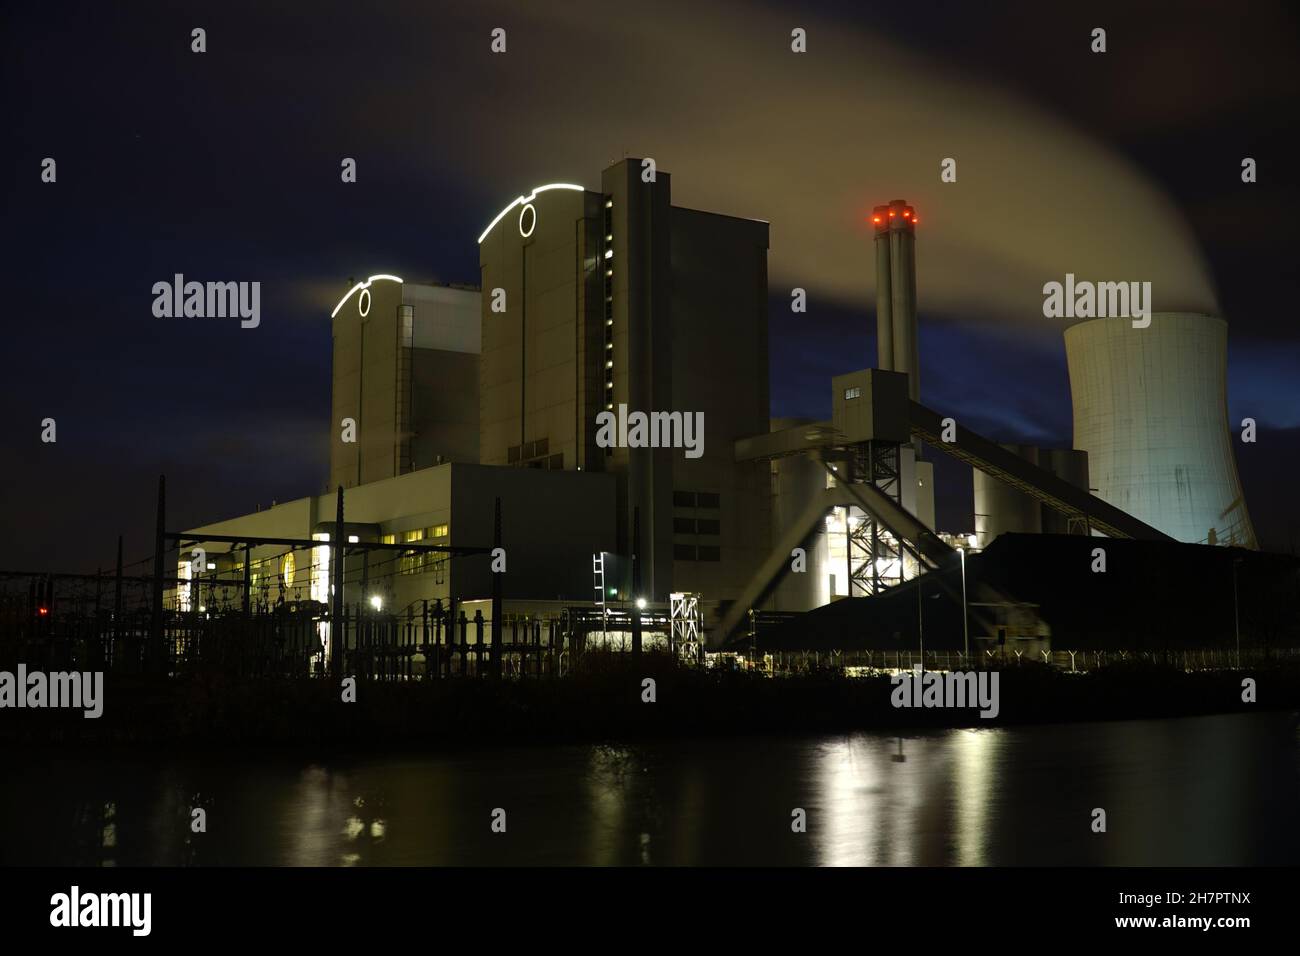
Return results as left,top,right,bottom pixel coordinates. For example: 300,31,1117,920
592,552,608,644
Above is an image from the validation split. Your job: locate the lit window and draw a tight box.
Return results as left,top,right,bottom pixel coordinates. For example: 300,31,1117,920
404,528,425,543
844,386,862,400
380,533,396,545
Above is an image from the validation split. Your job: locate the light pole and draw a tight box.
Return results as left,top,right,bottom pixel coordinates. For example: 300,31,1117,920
1232,554,1242,667
959,547,969,660
916,577,925,671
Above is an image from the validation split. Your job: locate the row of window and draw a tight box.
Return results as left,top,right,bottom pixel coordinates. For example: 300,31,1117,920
673,491,720,509
674,544,720,562
379,524,449,546
399,553,447,579
674,517,720,536
507,437,548,463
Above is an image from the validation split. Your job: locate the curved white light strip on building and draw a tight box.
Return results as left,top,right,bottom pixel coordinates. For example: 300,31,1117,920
477,183,584,244
330,274,404,318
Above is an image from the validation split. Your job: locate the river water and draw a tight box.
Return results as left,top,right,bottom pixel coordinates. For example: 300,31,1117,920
4,711,1298,866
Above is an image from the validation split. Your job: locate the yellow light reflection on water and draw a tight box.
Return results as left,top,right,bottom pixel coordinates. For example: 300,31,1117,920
951,727,1001,867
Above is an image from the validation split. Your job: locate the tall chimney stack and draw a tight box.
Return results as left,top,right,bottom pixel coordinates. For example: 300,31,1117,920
871,199,919,402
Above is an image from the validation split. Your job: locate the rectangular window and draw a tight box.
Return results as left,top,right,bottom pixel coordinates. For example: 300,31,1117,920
673,544,697,561
428,524,449,539
844,386,862,400
404,529,425,543
697,492,720,509
696,518,720,535
673,491,696,508
697,545,721,562
673,517,696,535
381,533,396,545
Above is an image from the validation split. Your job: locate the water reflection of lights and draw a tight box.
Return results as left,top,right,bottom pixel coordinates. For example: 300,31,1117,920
952,728,1001,866
286,765,356,867
586,745,632,865
813,737,915,866
813,730,1004,866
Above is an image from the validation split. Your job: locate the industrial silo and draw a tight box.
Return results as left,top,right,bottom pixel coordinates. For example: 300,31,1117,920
1040,448,1090,535
973,444,1043,548
1064,313,1255,547
768,419,832,611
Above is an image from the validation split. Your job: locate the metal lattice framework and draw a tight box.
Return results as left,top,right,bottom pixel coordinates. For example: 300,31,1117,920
847,441,903,596
669,591,702,662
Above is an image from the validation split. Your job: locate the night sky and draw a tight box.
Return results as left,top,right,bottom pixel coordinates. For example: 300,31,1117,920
2,0,1297,571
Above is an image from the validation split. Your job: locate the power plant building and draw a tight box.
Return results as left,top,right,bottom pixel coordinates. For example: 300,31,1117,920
173,172,1258,651
1065,313,1255,547
476,161,772,602
182,159,773,620
329,277,481,490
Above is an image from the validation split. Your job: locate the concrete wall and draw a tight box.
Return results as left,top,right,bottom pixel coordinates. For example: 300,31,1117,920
410,349,479,467
477,186,595,471
330,280,480,491
1065,313,1255,547
449,464,617,601
668,206,771,600
603,160,675,600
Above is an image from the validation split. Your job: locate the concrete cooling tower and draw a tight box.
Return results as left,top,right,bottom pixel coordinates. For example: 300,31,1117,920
1064,313,1255,548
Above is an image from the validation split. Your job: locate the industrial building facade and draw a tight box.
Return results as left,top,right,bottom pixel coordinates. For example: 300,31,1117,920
476,161,772,602
182,159,772,623
329,276,481,490
176,169,1259,650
